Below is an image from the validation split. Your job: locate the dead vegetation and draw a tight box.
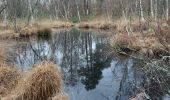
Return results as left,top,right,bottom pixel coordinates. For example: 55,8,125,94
1,61,67,100
0,43,7,63
76,17,116,30
0,45,67,100
0,66,21,97
19,25,52,38
77,21,116,30
0,20,74,39
112,18,170,57
50,94,68,100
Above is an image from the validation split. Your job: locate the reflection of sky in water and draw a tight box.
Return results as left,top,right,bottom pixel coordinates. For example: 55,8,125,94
15,30,146,100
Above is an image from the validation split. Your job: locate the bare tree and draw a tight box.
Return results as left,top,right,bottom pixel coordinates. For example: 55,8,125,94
139,0,145,21
150,0,154,18
166,0,169,20
0,0,169,23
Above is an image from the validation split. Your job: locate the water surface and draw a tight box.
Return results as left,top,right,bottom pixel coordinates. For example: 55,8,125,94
13,29,168,100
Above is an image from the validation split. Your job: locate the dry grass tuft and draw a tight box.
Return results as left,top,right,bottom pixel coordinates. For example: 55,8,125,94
113,17,157,32
0,30,15,39
20,25,51,37
77,18,116,30
40,20,74,28
112,17,169,56
112,33,134,49
0,66,21,96
50,93,68,100
113,18,130,32
159,27,170,43
0,20,73,39
0,43,7,64
111,33,141,53
11,61,63,100
19,25,52,38
111,31,168,57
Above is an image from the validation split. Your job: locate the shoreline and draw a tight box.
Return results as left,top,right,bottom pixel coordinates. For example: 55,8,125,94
0,18,169,57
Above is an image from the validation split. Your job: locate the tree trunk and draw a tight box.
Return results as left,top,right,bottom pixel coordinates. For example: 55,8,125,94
75,1,81,22
3,8,7,27
154,0,158,20
139,0,145,21
166,0,169,20
150,0,154,18
28,0,34,25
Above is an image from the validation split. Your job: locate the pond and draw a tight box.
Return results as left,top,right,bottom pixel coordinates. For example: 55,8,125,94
13,29,170,100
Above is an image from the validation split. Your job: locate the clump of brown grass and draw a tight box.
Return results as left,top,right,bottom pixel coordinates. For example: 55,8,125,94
0,66,21,96
159,27,170,43
0,20,74,39
112,33,133,48
111,33,142,54
113,17,154,32
40,20,74,28
77,18,116,30
0,30,15,39
19,25,52,38
112,31,168,57
11,61,63,100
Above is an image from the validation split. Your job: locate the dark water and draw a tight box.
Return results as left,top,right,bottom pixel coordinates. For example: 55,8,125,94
14,29,170,100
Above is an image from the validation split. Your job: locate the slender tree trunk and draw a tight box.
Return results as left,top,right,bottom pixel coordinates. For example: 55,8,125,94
135,0,138,17
84,0,90,16
139,0,145,21
2,0,7,27
166,0,169,20
75,1,81,22
62,1,68,21
154,0,158,20
150,0,154,18
28,0,34,25
3,8,7,27
54,6,59,20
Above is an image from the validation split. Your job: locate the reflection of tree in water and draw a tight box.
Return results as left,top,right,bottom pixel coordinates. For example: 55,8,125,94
110,55,146,100
59,29,112,89
55,30,111,90
60,30,82,86
15,29,113,90
113,56,131,100
15,29,170,99
79,43,113,91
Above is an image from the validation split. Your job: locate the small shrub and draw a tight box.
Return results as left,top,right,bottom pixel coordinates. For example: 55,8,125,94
70,16,79,23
